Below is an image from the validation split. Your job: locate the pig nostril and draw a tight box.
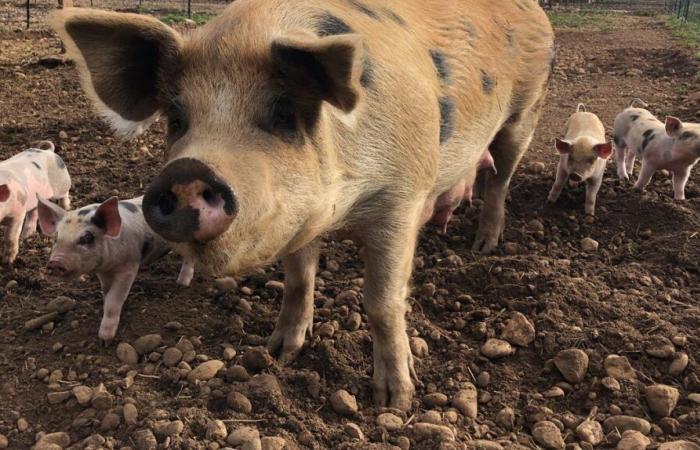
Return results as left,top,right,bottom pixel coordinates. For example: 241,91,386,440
158,191,178,216
202,188,220,208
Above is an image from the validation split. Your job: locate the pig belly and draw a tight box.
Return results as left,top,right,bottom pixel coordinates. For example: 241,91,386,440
429,179,468,233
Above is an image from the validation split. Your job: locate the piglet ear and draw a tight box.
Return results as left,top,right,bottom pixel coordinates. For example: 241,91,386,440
594,141,613,159
37,196,66,235
93,196,122,238
0,184,9,202
665,116,683,137
555,138,572,154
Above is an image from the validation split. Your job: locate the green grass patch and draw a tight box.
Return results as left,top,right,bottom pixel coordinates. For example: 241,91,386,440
666,16,700,59
160,12,216,25
547,10,618,31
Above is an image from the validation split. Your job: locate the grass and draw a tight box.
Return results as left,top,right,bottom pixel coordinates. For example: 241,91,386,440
159,12,216,25
666,16,700,59
547,10,619,31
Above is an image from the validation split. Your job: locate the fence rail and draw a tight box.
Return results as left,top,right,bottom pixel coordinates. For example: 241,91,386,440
539,0,700,21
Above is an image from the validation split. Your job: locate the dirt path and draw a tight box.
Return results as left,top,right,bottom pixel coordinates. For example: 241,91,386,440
0,13,699,450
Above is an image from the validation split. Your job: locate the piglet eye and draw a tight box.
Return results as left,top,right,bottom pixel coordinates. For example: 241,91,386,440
77,231,95,246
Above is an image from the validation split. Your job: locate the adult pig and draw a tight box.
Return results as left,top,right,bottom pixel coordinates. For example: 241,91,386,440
51,0,553,409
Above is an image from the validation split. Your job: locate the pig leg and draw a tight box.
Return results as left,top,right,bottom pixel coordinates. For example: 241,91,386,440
176,258,195,287
671,167,691,200
584,175,603,216
21,208,39,239
547,163,568,205
2,215,24,265
624,150,636,177
633,161,655,192
268,243,319,365
58,194,71,210
96,266,139,342
615,144,629,180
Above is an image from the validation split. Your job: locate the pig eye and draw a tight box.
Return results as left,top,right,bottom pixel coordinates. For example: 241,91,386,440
165,103,188,145
271,98,297,133
77,231,95,246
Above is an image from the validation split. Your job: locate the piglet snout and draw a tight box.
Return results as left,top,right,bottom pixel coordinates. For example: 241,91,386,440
47,259,69,276
143,158,237,243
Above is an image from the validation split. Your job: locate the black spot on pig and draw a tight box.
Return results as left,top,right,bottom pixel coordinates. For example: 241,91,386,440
481,71,495,94
348,0,379,20
641,129,655,151
78,207,95,216
91,214,106,230
360,56,374,88
614,135,623,147
32,162,41,170
382,8,406,26
120,201,139,214
505,30,516,49
317,13,353,36
54,154,66,169
439,96,455,144
630,114,639,121
141,237,152,260
679,131,697,140
430,50,450,82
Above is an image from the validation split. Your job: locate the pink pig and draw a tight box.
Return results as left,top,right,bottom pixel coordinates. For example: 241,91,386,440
0,141,71,264
37,196,194,342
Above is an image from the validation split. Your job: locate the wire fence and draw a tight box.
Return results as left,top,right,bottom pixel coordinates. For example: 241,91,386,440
539,0,700,21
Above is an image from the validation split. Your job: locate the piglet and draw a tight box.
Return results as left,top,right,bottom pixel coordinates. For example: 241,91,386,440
547,104,613,216
37,196,195,342
0,141,71,264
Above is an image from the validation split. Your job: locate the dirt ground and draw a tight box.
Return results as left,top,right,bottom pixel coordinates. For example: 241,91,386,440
0,10,699,450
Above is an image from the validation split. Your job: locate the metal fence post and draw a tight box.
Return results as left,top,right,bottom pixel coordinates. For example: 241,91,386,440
188,0,192,18
25,0,30,28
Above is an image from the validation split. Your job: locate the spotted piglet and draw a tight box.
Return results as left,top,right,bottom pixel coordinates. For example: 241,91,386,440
37,196,194,342
547,104,613,216
613,100,700,200
0,141,71,264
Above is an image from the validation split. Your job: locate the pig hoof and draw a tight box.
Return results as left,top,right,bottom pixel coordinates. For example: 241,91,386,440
100,338,114,347
472,234,500,255
372,350,416,411
268,320,313,366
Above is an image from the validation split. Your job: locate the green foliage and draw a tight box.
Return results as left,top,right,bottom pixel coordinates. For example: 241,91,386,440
547,10,618,31
160,12,216,25
667,16,700,59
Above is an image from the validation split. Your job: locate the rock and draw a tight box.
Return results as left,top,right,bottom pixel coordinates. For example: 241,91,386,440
645,336,675,359
35,432,70,447
261,437,288,450
227,427,260,446
228,365,251,382
133,334,162,355
417,410,442,424
227,391,253,413
223,346,237,360
123,403,138,425
72,385,93,406
658,442,700,450
330,390,357,416
452,383,478,419
669,353,689,376
501,312,535,346
645,384,679,417
316,322,335,338
344,422,364,440
376,413,403,431
529,161,546,174
480,339,514,359
496,407,515,430
243,440,263,450
101,412,121,431
133,429,157,450
616,430,650,450
688,393,700,404
476,371,490,388
410,337,429,357
91,384,113,410
576,420,604,445
58,130,69,140
116,342,139,365
423,392,448,407
542,386,565,398
241,347,273,372
265,280,284,291
17,417,28,431
580,237,599,252
554,349,589,383
527,219,545,232
0,434,6,449
605,355,636,380
345,312,362,331
165,321,183,331
604,416,651,435
162,347,183,366
503,242,520,255
46,296,76,314
153,420,184,438
24,312,59,331
413,423,455,442
81,434,105,448
206,419,228,440
215,277,238,292
659,417,681,435
532,421,565,450
187,360,224,383
602,377,621,391
47,391,71,404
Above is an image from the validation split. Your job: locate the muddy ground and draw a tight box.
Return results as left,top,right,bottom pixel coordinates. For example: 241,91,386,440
0,10,699,450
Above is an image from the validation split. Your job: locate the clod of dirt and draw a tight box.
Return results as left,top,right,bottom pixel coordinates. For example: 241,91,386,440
603,416,651,435
532,421,565,450
576,419,604,445
227,427,260,446
116,342,139,365
376,413,403,431
669,353,689,376
162,347,183,367
409,337,429,357
227,391,253,413
496,407,515,430
501,312,536,347
185,360,221,384
413,423,455,443
227,365,251,382
480,339,514,359
133,334,162,355
645,384,680,417
423,392,448,408
604,355,636,381
452,383,478,419
554,349,589,383
123,403,138,426
344,422,364,440
215,277,238,292
46,296,76,314
330,390,358,416
100,412,120,431
645,336,675,359
133,429,157,450
242,347,274,372
658,442,700,450
206,419,229,440
616,430,651,450
503,242,520,255
580,237,599,252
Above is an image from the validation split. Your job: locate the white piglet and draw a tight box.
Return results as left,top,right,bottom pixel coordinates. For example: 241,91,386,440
547,104,613,216
37,196,194,342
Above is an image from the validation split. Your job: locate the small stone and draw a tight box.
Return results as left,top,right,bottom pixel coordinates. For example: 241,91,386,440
123,403,138,425
241,347,273,372
669,353,689,376
265,280,284,291
344,422,364,440
116,342,139,365
58,130,68,140
616,430,650,450
72,385,93,406
527,219,544,232
503,242,519,255
345,312,362,331
16,417,28,432
529,161,546,174
554,349,589,383
532,421,565,450
206,419,228,440
466,440,503,450
187,360,224,383
101,412,121,431
133,429,157,450
688,393,700,404
46,296,77,313
0,434,7,449
452,383,478,419
576,420,604,445
223,346,237,361
227,427,260,446
413,423,455,442
227,391,253,413
580,237,599,252
645,336,675,359
133,334,162,355
418,283,436,297
496,407,515,430
47,391,72,404
604,355,636,381
423,392,448,407
376,413,403,431
604,416,651,435
91,384,113,410
330,390,357,416
543,387,565,398
228,365,251,382
659,417,681,435
417,410,442,424
476,371,490,388
601,377,621,391
162,347,183,367
165,321,183,331
501,312,535,346
215,277,238,292
261,436,287,450
671,335,687,347
24,312,59,331
316,322,335,338
658,441,700,450
410,337,429,357
645,384,680,417
480,339,514,359
35,432,70,447
153,420,184,438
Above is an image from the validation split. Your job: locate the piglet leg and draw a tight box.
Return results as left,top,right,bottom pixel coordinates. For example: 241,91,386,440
615,145,629,180
2,215,24,265
584,175,603,216
58,195,71,210
547,164,568,205
671,167,691,201
633,161,655,192
176,258,195,287
624,150,636,178
21,208,39,239
96,265,139,343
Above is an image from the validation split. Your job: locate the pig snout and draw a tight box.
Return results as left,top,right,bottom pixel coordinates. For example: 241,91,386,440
47,258,69,276
143,158,237,243
569,173,583,183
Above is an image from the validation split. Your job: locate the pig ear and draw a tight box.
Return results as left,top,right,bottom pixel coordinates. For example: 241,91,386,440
594,142,613,159
93,197,122,238
37,197,66,235
665,116,683,137
48,9,182,138
555,138,572,154
0,185,10,202
271,34,363,113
